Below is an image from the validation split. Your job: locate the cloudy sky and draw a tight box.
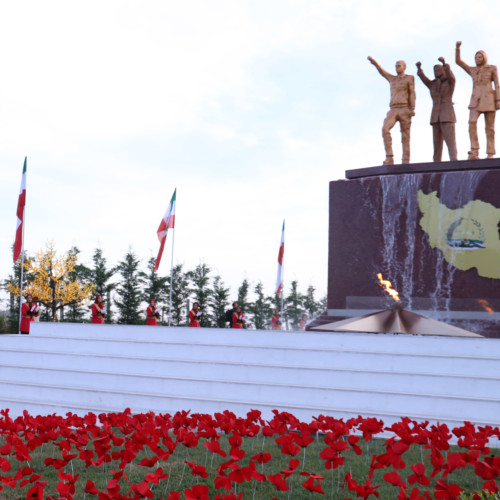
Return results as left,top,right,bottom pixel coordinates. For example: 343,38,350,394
1,0,500,305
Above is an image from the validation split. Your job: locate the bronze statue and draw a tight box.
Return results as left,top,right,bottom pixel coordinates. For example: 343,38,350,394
456,41,500,159
368,57,416,165
416,58,458,162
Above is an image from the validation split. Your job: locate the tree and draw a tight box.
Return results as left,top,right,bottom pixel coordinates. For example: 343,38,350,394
187,263,212,327
248,282,273,330
6,242,94,321
140,257,169,320
114,250,143,325
168,264,190,326
285,280,305,330
237,279,252,328
303,285,321,320
63,246,89,322
210,276,230,328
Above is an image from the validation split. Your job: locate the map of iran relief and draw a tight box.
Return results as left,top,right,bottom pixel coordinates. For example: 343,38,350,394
418,190,500,279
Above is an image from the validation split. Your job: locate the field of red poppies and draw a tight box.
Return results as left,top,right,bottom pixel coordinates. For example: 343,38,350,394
0,408,498,499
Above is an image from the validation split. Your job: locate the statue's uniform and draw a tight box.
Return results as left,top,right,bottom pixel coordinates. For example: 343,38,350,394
382,74,415,164
417,64,457,161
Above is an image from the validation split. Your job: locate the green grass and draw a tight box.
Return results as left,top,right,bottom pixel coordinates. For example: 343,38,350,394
0,433,498,499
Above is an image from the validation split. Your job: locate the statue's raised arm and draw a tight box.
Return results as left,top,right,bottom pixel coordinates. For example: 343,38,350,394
368,56,392,81
455,41,472,75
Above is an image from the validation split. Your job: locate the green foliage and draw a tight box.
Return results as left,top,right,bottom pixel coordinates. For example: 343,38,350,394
140,257,169,323
248,281,273,330
210,275,230,328
187,263,212,327
237,279,252,328
461,492,499,500
114,249,143,325
285,280,304,329
168,264,190,326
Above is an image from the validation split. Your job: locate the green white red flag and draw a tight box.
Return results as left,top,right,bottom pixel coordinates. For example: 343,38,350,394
275,220,285,295
154,188,176,271
13,158,27,263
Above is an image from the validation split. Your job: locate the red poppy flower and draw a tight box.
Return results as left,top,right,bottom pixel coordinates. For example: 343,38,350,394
185,460,209,478
268,473,289,491
25,481,46,500
85,479,99,495
215,473,232,491
229,446,245,461
408,463,430,486
344,473,380,499
184,484,210,500
250,452,272,464
204,439,227,457
281,459,300,478
145,467,168,484
300,472,325,494
130,480,154,498
319,446,345,469
139,456,159,467
215,493,243,500
434,480,463,500
357,417,384,442
164,492,180,500
348,435,363,455
383,471,407,489
398,487,430,500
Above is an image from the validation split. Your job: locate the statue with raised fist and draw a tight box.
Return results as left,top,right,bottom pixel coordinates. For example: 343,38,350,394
367,57,416,165
456,41,500,160
416,58,457,162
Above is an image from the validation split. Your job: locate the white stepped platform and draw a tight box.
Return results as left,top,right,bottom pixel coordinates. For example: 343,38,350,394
0,323,499,430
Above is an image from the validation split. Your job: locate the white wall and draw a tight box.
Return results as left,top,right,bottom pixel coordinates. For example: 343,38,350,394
0,323,499,431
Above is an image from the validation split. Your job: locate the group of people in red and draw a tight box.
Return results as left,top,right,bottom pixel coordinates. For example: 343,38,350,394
20,293,308,332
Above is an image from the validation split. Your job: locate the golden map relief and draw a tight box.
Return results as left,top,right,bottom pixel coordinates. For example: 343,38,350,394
417,190,500,279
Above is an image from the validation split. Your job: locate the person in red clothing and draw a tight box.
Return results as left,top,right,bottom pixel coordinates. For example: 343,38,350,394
271,309,281,330
189,302,202,327
299,314,307,330
91,294,106,324
232,306,245,329
32,297,41,322
20,293,36,334
146,298,160,326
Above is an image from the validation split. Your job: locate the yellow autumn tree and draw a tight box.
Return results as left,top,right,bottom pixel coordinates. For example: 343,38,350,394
8,241,94,321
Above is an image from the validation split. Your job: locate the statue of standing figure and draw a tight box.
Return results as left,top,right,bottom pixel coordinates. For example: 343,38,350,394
367,57,416,165
456,41,500,159
416,57,458,162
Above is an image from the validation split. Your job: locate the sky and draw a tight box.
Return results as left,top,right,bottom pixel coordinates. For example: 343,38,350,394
2,0,500,307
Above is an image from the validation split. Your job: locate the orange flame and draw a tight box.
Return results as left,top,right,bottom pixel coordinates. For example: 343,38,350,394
376,273,400,302
477,299,494,314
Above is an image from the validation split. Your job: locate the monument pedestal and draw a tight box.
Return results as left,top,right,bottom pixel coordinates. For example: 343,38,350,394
308,159,500,338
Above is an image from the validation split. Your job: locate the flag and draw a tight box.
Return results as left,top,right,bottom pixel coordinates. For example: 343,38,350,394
154,188,176,271
13,157,27,263
275,220,285,295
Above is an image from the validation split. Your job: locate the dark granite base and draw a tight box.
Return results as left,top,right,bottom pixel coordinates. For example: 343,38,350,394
320,160,500,338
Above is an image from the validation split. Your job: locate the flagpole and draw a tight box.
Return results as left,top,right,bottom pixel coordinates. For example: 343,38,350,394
17,217,25,335
168,225,175,327
281,252,285,330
